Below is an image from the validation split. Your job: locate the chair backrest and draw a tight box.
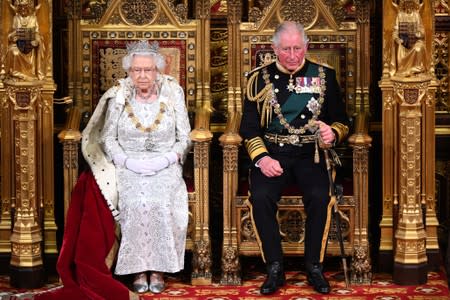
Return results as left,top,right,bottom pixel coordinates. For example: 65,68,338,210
226,0,358,117
89,39,187,108
242,34,355,117
220,2,372,286
61,1,214,284
74,0,208,114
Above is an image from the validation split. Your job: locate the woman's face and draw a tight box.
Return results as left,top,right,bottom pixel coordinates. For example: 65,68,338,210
129,55,158,91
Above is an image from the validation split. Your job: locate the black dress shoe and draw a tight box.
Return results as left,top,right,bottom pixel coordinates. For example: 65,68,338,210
307,264,330,294
260,261,286,295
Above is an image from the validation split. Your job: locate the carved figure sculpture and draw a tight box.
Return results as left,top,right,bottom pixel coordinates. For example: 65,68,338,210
391,0,427,77
6,0,46,81
350,246,372,284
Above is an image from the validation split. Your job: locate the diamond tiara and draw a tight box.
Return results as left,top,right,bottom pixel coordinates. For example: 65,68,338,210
126,40,159,54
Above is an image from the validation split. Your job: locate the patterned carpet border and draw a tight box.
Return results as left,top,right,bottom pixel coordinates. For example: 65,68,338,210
1,270,449,300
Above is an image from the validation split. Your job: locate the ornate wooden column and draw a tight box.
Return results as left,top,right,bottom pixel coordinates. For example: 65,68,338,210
348,0,373,285
4,81,45,288
189,0,213,285
220,0,242,285
57,108,81,223
379,0,437,284
0,0,56,288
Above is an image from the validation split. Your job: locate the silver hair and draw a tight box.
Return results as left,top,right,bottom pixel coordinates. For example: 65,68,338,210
122,40,166,72
272,21,309,47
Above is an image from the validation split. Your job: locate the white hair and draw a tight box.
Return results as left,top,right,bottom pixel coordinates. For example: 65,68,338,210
122,41,166,72
272,21,309,47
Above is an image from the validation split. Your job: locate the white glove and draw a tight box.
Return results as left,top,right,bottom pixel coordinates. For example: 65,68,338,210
164,152,178,165
112,153,127,167
125,158,156,175
142,152,178,175
122,152,179,175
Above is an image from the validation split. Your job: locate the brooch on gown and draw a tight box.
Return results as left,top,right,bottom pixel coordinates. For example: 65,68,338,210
144,135,156,151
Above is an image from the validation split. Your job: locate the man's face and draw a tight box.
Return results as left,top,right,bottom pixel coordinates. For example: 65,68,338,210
272,30,308,71
129,55,158,91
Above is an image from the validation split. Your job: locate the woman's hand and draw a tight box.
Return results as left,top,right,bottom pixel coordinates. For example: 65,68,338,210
125,158,156,175
124,152,179,175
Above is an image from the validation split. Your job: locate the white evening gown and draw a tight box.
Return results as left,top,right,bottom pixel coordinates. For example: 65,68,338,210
101,76,191,274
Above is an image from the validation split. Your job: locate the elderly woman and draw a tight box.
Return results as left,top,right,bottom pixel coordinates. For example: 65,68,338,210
36,41,191,299
83,40,191,294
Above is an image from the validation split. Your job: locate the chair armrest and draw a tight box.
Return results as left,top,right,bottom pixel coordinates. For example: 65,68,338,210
190,107,213,143
219,111,242,146
348,111,372,147
57,107,82,143
57,107,82,224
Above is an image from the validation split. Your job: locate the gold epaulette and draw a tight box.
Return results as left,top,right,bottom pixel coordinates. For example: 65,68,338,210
246,70,272,103
244,136,268,161
331,122,350,144
246,67,275,128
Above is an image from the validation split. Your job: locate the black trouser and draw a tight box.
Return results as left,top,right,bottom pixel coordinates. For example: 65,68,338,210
248,143,330,268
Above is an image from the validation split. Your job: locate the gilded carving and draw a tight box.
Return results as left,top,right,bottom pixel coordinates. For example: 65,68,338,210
6,84,39,110
220,246,241,285
350,246,372,284
390,0,428,77
85,0,107,21
191,239,212,279
226,0,242,24
353,146,370,173
119,0,158,26
4,0,48,81
433,32,448,111
355,0,370,24
193,142,210,169
404,88,419,104
195,0,211,19
278,210,306,243
62,142,80,169
434,0,449,14
248,6,263,23
383,92,395,110
10,207,43,267
392,76,429,266
64,0,82,19
323,0,350,25
240,210,256,242
280,0,317,28
223,145,239,172
155,10,171,25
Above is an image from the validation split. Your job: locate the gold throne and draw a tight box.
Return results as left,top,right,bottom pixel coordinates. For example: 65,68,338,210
220,0,372,285
57,0,213,285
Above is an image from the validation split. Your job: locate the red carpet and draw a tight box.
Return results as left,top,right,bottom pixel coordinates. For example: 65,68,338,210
1,270,448,299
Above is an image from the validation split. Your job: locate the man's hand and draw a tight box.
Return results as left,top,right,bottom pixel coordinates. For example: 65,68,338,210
257,156,283,178
317,120,336,145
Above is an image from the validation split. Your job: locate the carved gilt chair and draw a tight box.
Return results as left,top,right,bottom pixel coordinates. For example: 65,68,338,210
220,0,372,285
58,0,213,285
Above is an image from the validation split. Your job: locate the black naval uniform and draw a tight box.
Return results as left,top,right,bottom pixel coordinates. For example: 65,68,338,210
240,59,349,282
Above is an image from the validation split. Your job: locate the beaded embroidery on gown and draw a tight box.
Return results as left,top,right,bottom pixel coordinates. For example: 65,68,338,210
101,75,191,274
